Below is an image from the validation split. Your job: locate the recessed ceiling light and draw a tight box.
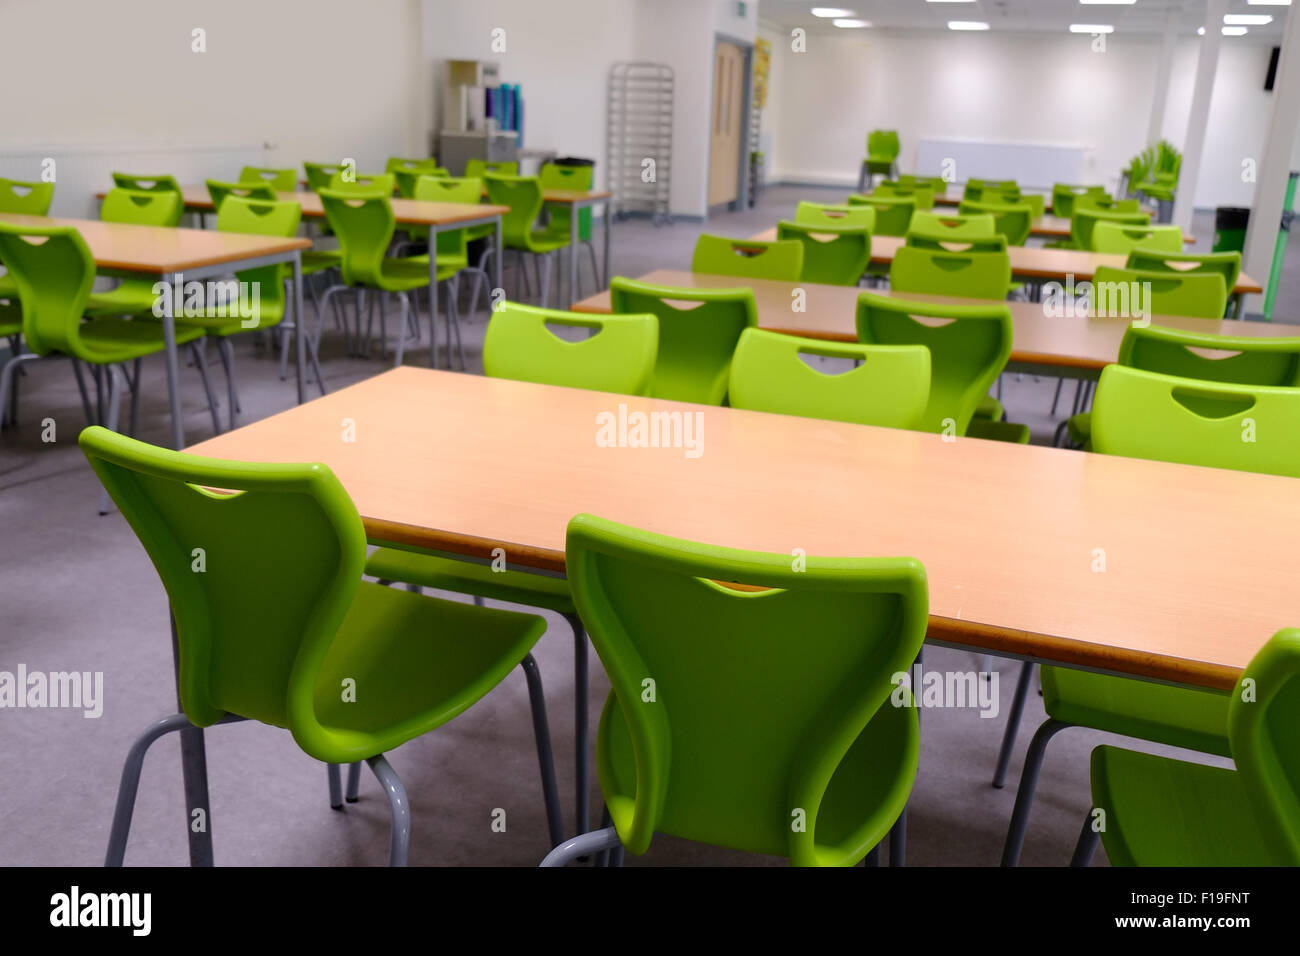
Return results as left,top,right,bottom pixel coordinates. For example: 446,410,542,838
1222,26,1249,35
1247,1,1291,6
948,21,990,30
810,7,854,17
1224,14,1274,24
833,18,871,27
1069,24,1115,33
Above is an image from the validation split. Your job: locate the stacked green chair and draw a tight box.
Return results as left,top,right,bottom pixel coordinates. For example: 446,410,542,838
609,276,757,405
485,174,571,308
691,234,803,282
540,512,928,867
205,179,277,211
1051,184,1108,220
846,195,915,236
111,172,181,195
875,181,935,211
1089,221,1183,254
860,130,901,190
958,199,1032,247
1074,627,1300,867
0,222,214,479
84,188,185,320
81,426,563,866
1070,208,1150,251
856,292,1029,443
317,187,459,368
889,246,1012,301
729,328,930,429
0,176,55,215
909,211,996,239
794,202,876,231
1001,361,1300,866
539,162,600,298
776,220,871,286
239,166,297,191
364,302,660,844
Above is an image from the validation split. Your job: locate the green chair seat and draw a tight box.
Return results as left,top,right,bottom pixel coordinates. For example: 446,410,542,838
965,418,1029,443
1065,410,1091,447
83,280,162,317
365,547,576,614
976,395,1003,420
78,315,205,361
302,249,343,275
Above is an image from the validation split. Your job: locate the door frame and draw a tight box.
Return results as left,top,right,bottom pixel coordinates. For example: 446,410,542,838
709,32,754,217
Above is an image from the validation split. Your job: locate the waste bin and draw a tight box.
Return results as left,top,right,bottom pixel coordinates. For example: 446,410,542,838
1213,206,1250,253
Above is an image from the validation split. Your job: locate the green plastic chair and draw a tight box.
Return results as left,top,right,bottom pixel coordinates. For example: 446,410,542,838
393,167,449,198
485,174,570,308
958,199,1032,247
80,426,562,866
794,202,876,231
856,292,1025,442
1075,627,1300,867
609,276,757,405
1091,265,1227,320
539,163,600,296
691,234,804,282
328,171,395,194
1125,249,1242,300
860,129,901,188
1090,221,1183,254
466,159,519,179
963,180,1019,205
318,187,461,368
905,229,1007,254
846,195,915,236
110,172,181,195
0,221,213,463
0,177,55,215
1070,209,1151,251
303,162,345,192
896,174,948,194
1074,193,1141,215
729,328,930,429
889,246,1012,301
540,512,928,867
239,166,297,191
206,179,277,210
909,211,996,239
482,303,657,395
1051,184,1108,220
875,181,935,211
776,220,872,286
84,189,186,320
1000,362,1300,865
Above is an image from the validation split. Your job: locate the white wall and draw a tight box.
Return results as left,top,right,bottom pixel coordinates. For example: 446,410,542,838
764,28,1287,210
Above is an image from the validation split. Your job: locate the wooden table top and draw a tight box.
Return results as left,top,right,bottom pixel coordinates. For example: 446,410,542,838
0,213,311,274
572,269,1296,372
747,228,1258,293
167,186,510,227
189,366,1300,690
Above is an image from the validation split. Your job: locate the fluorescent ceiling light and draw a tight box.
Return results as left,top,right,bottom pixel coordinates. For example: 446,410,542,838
1197,26,1206,34
1247,1,1291,6
1079,1,1135,5
927,1,976,4
1222,26,1249,35
833,18,871,27
1224,14,1273,23
810,7,854,16
948,21,990,30
1070,24,1114,33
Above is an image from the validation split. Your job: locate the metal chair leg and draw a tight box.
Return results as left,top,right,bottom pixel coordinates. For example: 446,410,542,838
127,357,143,437
327,763,344,810
520,653,565,848
71,358,96,426
345,761,362,802
392,292,409,367
365,754,411,867
1050,379,1064,416
189,342,223,435
105,712,195,866
889,807,906,866
1070,812,1100,867
0,352,41,432
992,661,1036,788
98,364,125,515
216,338,239,430
540,826,621,867
565,613,590,839
1000,718,1072,866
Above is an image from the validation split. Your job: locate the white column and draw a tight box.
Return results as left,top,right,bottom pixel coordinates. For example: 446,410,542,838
1242,6,1300,317
1146,10,1181,147
1171,0,1228,234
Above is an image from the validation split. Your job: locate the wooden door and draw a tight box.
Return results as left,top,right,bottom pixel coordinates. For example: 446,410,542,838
709,41,746,207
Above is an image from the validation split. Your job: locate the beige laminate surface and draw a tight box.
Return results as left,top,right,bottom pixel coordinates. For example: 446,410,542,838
189,366,1300,690
572,269,1297,371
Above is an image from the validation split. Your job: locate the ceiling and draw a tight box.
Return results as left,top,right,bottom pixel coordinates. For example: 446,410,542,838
758,0,1290,39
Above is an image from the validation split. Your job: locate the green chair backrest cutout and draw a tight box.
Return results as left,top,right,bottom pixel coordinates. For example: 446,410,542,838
110,172,181,195
206,179,277,210
101,187,183,227
0,177,55,216
776,221,872,286
958,199,1032,246
845,195,915,236
889,246,1012,301
905,229,1007,254
1117,323,1300,388
856,292,1014,436
1090,221,1183,254
909,211,996,239
729,327,930,429
794,202,876,231
1091,265,1227,320
691,234,804,282
0,220,95,357
466,159,519,179
327,172,395,195
303,162,345,192
239,167,296,191
1125,249,1241,296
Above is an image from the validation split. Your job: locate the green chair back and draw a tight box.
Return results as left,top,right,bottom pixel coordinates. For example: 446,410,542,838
1091,366,1300,479
1090,221,1183,254
484,174,547,248
564,511,928,864
845,195,914,236
0,177,54,216
466,159,519,179
1091,265,1227,320
866,130,901,162
110,172,181,195
206,179,277,210
728,328,930,429
239,167,297,191
393,167,449,198
413,175,483,256
794,202,876,231
958,199,1032,246
691,234,804,282
327,172,395,194
609,276,757,405
1052,184,1108,220
540,163,596,241
483,303,658,395
856,292,1014,436
77,425,369,759
1125,249,1241,297
897,174,948,193
386,157,441,176
905,230,1007,254
1118,323,1300,388
214,197,303,325
1071,208,1151,250
0,221,94,357
318,188,396,288
776,221,871,286
100,187,183,227
304,162,346,192
963,181,1019,205
909,211,996,239
1074,193,1141,215
889,246,1012,301
875,181,935,211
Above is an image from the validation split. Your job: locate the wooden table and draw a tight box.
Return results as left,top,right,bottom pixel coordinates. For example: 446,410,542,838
538,189,613,309
746,228,1260,295
572,269,1297,380
0,213,313,449
190,366,1299,692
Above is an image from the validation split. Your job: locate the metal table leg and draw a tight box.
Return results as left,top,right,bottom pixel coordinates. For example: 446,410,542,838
293,251,306,403
602,199,612,290
160,272,185,450
568,202,580,308
171,613,213,866
428,224,441,368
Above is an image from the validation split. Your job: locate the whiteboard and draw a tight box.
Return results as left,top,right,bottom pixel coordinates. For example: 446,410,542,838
914,138,1086,191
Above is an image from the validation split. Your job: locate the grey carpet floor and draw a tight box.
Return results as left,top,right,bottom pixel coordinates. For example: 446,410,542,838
1,186,1289,866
